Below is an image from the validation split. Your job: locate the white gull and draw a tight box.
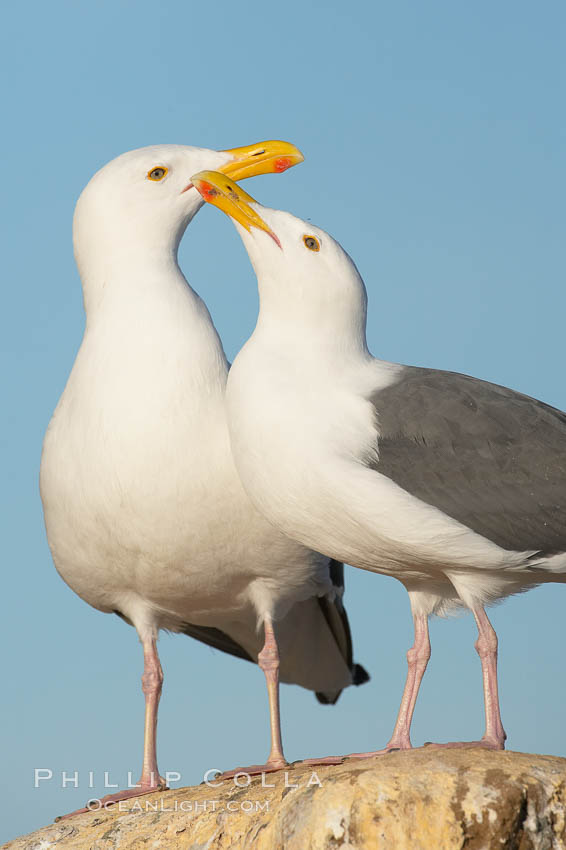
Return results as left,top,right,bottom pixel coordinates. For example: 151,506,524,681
193,170,566,757
40,144,368,817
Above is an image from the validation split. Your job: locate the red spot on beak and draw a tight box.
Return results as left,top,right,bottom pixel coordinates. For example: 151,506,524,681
273,157,292,173
197,181,219,201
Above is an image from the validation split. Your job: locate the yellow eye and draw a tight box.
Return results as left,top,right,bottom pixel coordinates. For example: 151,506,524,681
303,235,320,252
147,166,168,181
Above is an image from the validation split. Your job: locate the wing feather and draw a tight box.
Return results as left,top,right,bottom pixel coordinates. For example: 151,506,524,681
372,367,566,554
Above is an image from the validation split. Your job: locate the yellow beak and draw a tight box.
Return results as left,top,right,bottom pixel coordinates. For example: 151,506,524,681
191,171,280,247
219,140,304,180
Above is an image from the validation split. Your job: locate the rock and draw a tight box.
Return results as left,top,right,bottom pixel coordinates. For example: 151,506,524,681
4,749,566,849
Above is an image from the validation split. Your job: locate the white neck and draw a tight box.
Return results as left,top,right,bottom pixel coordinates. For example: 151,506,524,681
252,273,371,373
75,223,229,395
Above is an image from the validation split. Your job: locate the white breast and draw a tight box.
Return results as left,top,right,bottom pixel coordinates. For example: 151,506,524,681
40,281,330,632
227,344,529,584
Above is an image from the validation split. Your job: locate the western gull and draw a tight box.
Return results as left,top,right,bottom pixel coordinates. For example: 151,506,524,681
40,144,368,819
193,170,566,756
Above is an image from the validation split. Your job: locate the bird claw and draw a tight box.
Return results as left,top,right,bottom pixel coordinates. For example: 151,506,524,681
296,755,345,766
54,781,169,821
215,760,289,780
422,739,505,751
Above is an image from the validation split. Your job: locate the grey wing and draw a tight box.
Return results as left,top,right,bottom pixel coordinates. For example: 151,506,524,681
371,366,566,554
181,622,254,663
182,562,371,703
111,609,254,662
316,560,370,704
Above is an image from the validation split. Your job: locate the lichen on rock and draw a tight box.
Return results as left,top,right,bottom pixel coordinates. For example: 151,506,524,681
3,749,566,849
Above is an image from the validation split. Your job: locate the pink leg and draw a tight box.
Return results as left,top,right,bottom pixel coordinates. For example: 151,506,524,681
423,607,506,751
55,636,167,821
474,607,506,747
260,617,287,769
346,613,431,760
138,637,167,785
219,617,289,779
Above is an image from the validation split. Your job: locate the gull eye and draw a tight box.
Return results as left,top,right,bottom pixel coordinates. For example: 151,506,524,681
303,235,320,252
147,166,168,181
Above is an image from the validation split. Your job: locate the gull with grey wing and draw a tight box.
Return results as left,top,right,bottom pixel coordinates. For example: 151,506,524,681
193,169,566,756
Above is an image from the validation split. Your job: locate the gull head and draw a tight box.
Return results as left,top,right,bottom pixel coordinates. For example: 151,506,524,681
73,142,303,281
192,170,368,344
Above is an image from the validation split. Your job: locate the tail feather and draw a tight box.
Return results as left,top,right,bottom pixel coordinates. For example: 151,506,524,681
315,560,370,705
165,559,369,706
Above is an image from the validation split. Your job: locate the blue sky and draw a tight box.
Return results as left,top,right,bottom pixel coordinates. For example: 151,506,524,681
2,0,565,842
